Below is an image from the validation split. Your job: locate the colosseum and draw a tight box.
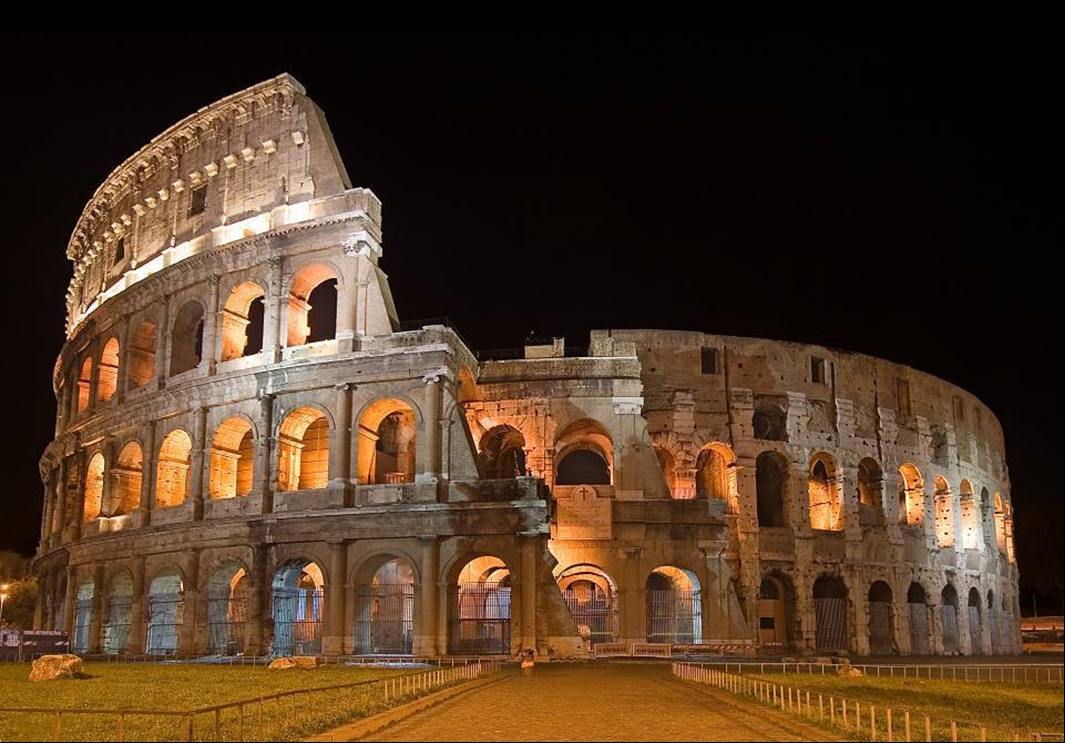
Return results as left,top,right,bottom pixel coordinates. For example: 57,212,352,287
33,74,1020,660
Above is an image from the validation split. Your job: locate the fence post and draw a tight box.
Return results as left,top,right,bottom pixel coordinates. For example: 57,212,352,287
843,699,848,728
116,713,125,743
887,707,893,742
924,715,932,742
950,720,958,742
871,705,877,741
819,693,823,722
239,704,245,742
52,712,62,743
830,696,835,725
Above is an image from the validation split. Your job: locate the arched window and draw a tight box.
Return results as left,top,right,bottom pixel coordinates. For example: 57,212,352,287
76,357,92,415
645,566,702,644
959,480,980,550
756,451,788,527
169,301,205,376
856,458,884,526
354,557,416,655
209,417,255,499
752,403,787,441
479,425,527,479
278,408,330,491
808,453,843,531
128,321,157,388
556,450,611,486
271,561,325,656
83,452,105,521
356,399,417,485
156,429,193,508
111,442,143,516
933,476,955,547
449,556,511,655
695,443,738,512
554,419,613,486
220,281,266,361
287,265,338,347
993,493,1008,554
898,463,924,527
97,338,120,402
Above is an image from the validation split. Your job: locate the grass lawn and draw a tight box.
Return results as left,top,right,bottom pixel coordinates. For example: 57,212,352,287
749,672,1063,741
0,661,423,741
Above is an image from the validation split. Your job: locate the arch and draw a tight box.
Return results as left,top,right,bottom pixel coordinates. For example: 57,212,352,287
557,564,619,646
128,321,157,388
83,451,105,522
479,425,527,479
646,566,702,644
959,480,980,550
209,416,255,499
448,555,511,655
355,398,416,485
72,577,95,653
812,575,848,652
169,300,205,375
967,586,984,655
856,458,885,526
898,463,924,527
146,568,184,654
354,556,416,655
221,281,266,361
756,451,788,528
206,561,248,654
554,419,614,486
695,442,738,512
111,441,143,516
993,492,1007,554
752,403,787,441
97,337,120,402
867,580,895,654
278,407,330,491
654,446,677,495
941,584,960,654
808,452,843,531
287,264,338,347
76,357,92,415
933,475,955,547
156,429,193,508
759,571,796,651
271,559,326,656
103,570,133,653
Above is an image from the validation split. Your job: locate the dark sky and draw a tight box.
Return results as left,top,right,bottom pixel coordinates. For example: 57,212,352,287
2,31,1060,610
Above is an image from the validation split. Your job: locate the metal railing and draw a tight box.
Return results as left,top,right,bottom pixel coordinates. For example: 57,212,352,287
713,661,1065,684
0,659,500,741
673,662,1065,742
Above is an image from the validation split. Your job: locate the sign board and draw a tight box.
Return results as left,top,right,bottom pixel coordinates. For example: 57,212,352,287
556,485,612,540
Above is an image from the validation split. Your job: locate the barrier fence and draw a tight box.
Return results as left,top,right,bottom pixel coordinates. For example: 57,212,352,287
711,662,1065,684
673,662,1065,742
0,659,500,742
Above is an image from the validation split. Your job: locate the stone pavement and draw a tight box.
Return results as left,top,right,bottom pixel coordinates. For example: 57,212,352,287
365,662,827,741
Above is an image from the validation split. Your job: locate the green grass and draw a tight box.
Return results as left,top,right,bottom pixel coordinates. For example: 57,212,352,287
747,672,1064,741
0,661,429,741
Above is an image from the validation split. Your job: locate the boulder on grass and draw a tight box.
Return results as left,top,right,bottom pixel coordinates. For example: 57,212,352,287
838,665,864,677
29,654,84,682
268,656,319,670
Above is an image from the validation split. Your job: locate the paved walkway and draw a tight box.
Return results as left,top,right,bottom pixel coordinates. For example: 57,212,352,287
366,663,824,741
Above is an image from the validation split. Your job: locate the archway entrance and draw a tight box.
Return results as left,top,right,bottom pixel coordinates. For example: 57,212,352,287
867,581,895,654
103,573,133,654
908,583,931,654
941,585,960,654
146,570,184,655
646,567,702,644
813,575,847,652
758,575,792,651
557,564,619,646
207,563,248,655
448,557,511,655
355,558,416,655
72,578,94,654
968,588,984,655
271,561,324,656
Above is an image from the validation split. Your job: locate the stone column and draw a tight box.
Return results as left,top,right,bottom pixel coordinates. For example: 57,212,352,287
139,420,156,527
262,257,284,363
62,566,77,638
519,532,538,656
191,406,209,520
619,547,643,644
53,457,68,547
155,300,169,390
180,549,201,655
40,473,54,546
415,537,440,656
88,564,106,653
329,384,352,501
335,249,360,353
202,275,221,374
33,571,48,630
244,545,268,656
117,317,132,404
258,393,275,514
128,557,146,654
422,375,443,480
87,342,100,413
324,541,348,655
100,437,115,518
71,449,86,541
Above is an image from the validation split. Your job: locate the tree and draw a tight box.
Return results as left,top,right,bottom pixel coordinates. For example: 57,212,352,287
1,577,37,630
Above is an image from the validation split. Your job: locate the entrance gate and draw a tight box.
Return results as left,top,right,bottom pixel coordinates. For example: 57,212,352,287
355,583,415,654
868,601,893,654
448,583,510,655
272,588,323,656
563,582,618,646
207,593,248,654
814,597,846,651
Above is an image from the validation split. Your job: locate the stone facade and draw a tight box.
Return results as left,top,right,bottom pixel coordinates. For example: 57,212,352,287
34,75,1020,659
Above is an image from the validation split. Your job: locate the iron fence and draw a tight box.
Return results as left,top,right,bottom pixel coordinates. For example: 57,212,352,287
711,661,1065,683
355,584,415,655
448,584,510,655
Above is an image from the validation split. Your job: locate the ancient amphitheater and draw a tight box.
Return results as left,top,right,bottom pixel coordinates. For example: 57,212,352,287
33,74,1020,659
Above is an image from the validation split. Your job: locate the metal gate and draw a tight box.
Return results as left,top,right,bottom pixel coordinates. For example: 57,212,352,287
72,598,93,653
103,598,132,653
909,603,930,654
448,583,511,655
968,606,983,654
355,583,415,655
146,593,184,654
207,593,248,655
563,583,618,645
814,597,846,651
272,588,323,656
990,608,1001,654
867,601,893,654
646,589,700,644
941,604,959,654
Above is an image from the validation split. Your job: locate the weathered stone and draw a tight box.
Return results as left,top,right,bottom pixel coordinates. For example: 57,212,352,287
29,654,83,682
268,656,319,670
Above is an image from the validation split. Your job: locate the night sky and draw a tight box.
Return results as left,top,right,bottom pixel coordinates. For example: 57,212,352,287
1,32,1060,611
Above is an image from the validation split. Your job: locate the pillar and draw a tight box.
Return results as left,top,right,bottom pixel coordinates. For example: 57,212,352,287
416,537,440,656
180,549,200,655
259,393,274,514
619,547,643,644
154,300,169,390
336,251,360,353
87,342,100,413
203,275,221,374
328,384,352,500
324,541,347,655
62,566,77,638
100,437,115,517
33,572,48,630
128,557,146,654
88,564,105,654
139,421,156,527
191,406,208,520
40,474,54,547
262,257,284,363
417,374,442,483
244,545,268,656
71,449,86,541
519,532,538,656
117,317,132,404
53,457,68,547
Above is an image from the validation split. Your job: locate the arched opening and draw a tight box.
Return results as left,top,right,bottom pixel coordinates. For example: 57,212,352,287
76,357,92,416
993,493,1007,554
97,338,120,402
128,321,157,388
967,587,984,655
155,429,192,508
557,564,619,646
448,556,511,655
287,265,338,347
110,442,142,516
479,425,527,479
812,575,848,652
278,408,330,491
209,417,255,499
169,300,205,376
271,561,325,656
83,452,105,522
554,419,614,486
752,403,787,441
933,476,955,547
808,453,843,531
146,569,184,655
988,588,1001,654
103,572,133,654
756,451,788,528
654,446,677,495
696,443,738,512
959,480,980,550
907,582,931,654
646,566,702,644
221,281,266,361
857,458,885,526
758,574,794,651
72,577,95,653
898,463,924,527
941,584,960,654
356,399,416,485
354,557,416,655
207,562,248,655
867,581,895,654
